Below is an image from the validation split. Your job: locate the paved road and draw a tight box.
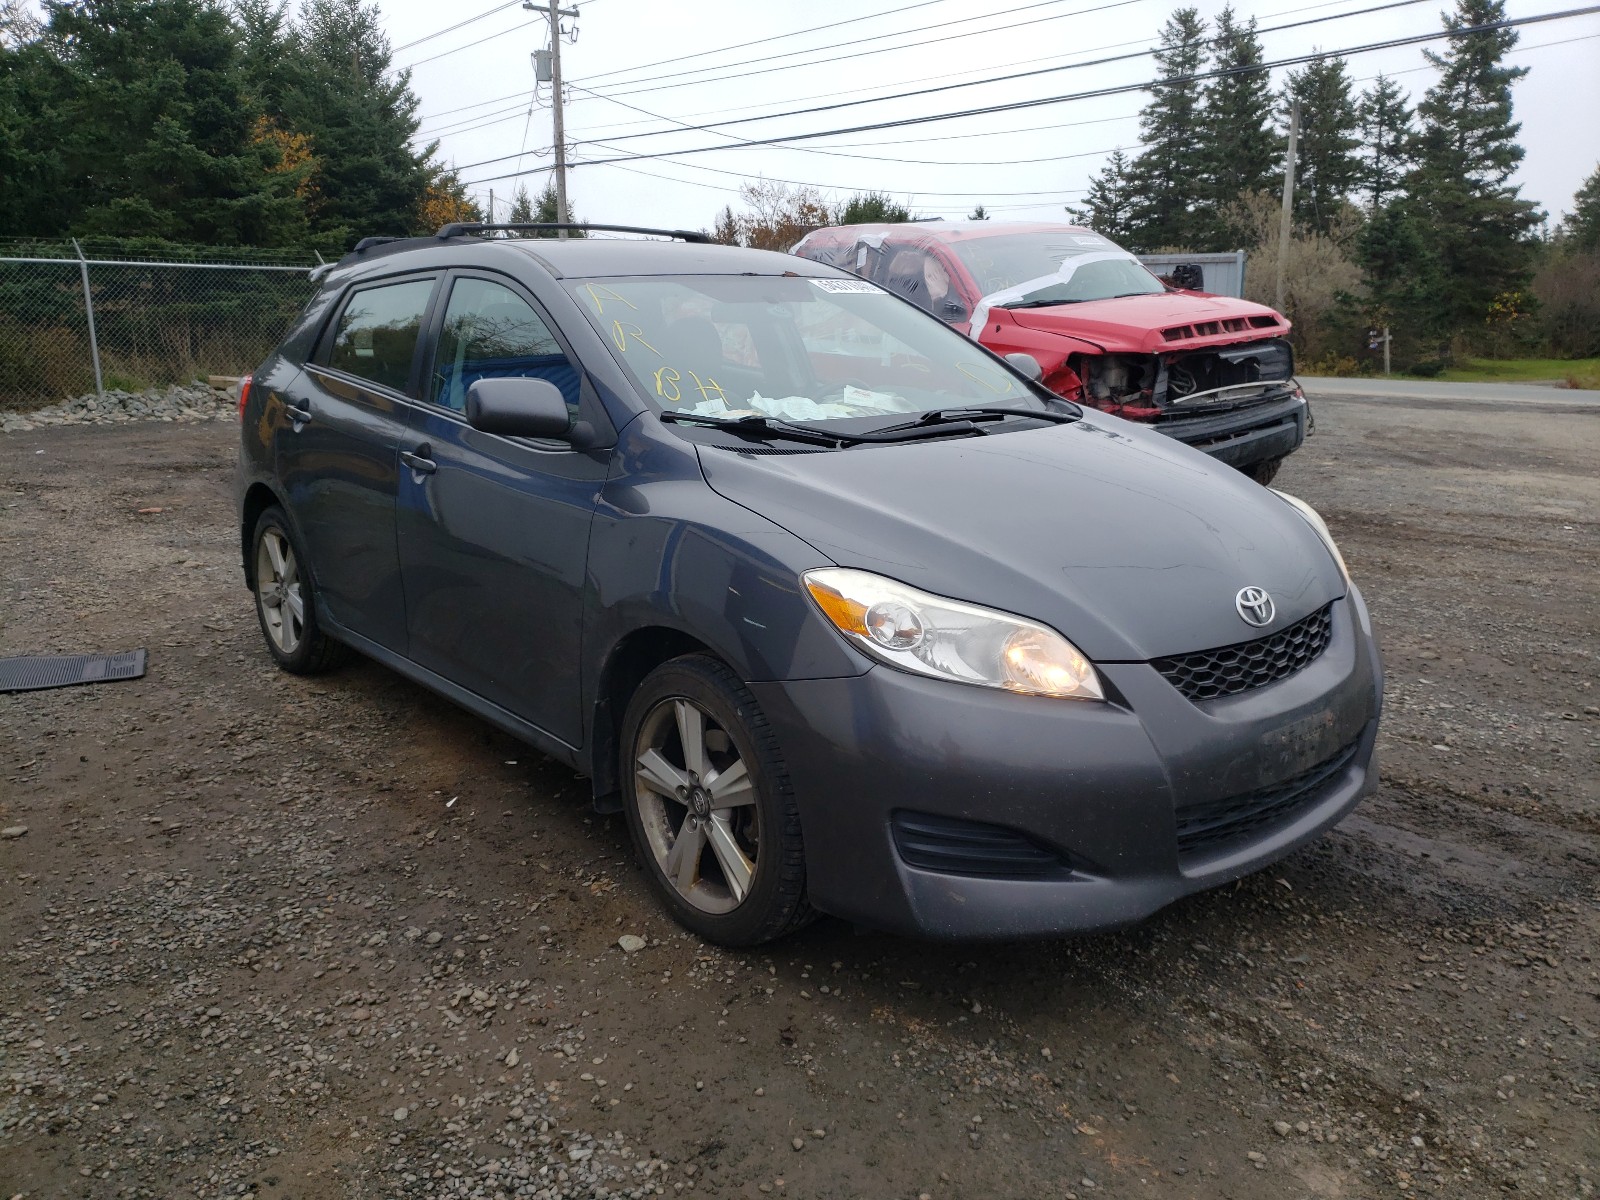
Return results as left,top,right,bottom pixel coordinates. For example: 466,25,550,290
1299,375,1600,408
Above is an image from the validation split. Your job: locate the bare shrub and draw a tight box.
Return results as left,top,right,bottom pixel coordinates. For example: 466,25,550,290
1531,251,1600,358
1225,191,1364,363
736,180,834,252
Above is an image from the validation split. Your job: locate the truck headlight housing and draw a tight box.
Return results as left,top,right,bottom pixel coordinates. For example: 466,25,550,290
803,568,1104,701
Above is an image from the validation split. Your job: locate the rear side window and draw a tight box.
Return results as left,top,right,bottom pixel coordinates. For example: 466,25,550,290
326,278,435,392
430,277,579,414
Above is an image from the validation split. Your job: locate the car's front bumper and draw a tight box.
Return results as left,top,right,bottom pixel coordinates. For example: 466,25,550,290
1156,390,1307,470
751,588,1382,939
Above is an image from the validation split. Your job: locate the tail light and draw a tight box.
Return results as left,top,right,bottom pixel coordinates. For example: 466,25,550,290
237,375,252,421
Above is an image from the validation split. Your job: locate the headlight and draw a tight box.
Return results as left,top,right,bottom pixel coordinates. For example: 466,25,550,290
803,568,1104,701
1272,490,1350,583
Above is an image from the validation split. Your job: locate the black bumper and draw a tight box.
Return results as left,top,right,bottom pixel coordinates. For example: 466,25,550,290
1155,391,1307,470
751,588,1382,939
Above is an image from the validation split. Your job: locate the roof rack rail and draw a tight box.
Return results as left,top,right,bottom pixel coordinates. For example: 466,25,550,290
434,222,712,244
352,235,405,252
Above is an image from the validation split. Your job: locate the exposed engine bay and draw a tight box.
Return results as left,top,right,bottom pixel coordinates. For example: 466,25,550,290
1075,338,1295,412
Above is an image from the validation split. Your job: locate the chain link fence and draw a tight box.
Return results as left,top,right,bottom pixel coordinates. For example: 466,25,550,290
0,239,319,410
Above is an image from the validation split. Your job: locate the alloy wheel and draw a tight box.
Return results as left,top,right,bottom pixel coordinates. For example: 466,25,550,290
633,697,759,914
255,527,305,655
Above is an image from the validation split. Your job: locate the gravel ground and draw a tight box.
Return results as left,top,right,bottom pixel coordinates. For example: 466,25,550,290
1,394,1596,1200
0,383,235,433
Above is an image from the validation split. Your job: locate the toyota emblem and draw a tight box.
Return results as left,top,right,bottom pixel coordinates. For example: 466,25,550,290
1235,586,1275,627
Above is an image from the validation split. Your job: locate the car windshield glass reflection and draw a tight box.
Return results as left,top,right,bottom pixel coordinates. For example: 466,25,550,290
566,275,1043,424
950,233,1166,303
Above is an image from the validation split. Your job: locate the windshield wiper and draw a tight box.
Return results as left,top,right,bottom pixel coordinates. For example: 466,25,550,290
997,297,1087,310
868,406,1081,437
659,410,849,447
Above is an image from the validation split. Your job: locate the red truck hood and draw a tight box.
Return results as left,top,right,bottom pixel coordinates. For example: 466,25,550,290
998,292,1290,355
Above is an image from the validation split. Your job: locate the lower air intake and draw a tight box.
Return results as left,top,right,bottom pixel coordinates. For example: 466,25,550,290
892,811,1066,879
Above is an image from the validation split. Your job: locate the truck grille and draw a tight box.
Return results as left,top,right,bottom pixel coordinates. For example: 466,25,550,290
1176,738,1360,860
1152,604,1334,701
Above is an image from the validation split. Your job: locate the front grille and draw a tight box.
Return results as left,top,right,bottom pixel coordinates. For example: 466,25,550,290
1176,738,1360,860
892,811,1065,879
1153,604,1334,701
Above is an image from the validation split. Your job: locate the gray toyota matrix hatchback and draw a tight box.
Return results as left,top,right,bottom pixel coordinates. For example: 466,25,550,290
238,223,1383,946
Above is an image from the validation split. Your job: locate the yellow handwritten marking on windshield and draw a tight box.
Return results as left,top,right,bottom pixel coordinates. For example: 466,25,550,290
611,321,659,356
688,371,726,405
584,283,636,315
956,362,1017,395
654,366,682,404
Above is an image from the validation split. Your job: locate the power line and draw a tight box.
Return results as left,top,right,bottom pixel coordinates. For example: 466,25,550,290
391,0,522,53
581,150,1093,198
410,0,1370,135
398,17,537,70
578,0,1439,148
460,6,1600,185
569,82,1141,169
569,0,1140,95
576,0,955,85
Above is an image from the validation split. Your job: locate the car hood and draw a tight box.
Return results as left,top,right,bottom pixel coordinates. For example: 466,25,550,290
999,292,1290,355
696,419,1344,663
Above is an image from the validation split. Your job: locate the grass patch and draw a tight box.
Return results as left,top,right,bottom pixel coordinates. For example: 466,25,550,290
1437,358,1600,390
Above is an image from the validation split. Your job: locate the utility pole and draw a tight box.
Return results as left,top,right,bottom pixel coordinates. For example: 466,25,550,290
1275,100,1299,315
524,0,579,239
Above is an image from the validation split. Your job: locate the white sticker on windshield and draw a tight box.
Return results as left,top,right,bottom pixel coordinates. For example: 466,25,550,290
810,278,880,293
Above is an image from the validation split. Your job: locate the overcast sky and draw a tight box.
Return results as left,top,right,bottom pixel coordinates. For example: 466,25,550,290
385,0,1599,234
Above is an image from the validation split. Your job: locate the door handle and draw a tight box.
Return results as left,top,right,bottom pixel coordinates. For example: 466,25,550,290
285,400,311,431
401,447,437,479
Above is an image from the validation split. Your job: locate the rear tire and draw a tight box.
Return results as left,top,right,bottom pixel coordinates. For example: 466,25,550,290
620,654,813,946
249,506,350,675
1244,456,1283,486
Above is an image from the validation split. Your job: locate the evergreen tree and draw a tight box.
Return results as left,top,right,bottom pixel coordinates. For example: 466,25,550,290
1357,203,1447,359
278,0,435,244
516,180,581,234
11,0,307,244
967,205,990,220
1069,147,1136,243
1123,8,1209,251
1402,0,1541,336
1196,5,1277,244
1282,54,1360,234
1555,163,1599,251
837,191,913,224
1355,74,1412,215
710,204,740,245
508,184,535,223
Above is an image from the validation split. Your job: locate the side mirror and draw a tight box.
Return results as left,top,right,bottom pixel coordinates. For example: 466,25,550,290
1004,353,1044,383
465,377,573,439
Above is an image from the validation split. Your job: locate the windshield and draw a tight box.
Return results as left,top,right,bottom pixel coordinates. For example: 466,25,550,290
949,232,1165,305
567,274,1039,423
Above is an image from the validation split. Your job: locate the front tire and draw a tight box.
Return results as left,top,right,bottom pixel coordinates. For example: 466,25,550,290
620,655,813,946
1245,455,1284,486
250,506,350,675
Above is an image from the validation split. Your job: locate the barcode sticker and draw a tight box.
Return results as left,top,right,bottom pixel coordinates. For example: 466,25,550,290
810,278,880,293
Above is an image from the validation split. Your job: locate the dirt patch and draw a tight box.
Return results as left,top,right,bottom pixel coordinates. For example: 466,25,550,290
2,401,1596,1200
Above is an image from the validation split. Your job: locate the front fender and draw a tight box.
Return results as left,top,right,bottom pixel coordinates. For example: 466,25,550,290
586,418,870,686
580,417,871,795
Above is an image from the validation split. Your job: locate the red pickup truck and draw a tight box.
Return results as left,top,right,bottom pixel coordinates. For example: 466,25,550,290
792,222,1307,484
